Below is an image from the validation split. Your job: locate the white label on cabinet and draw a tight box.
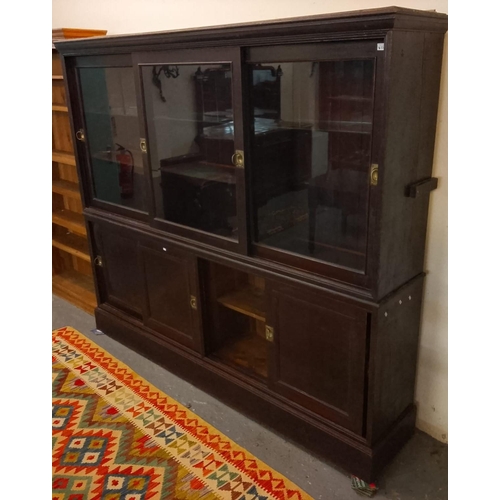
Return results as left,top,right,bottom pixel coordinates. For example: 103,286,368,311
377,43,385,51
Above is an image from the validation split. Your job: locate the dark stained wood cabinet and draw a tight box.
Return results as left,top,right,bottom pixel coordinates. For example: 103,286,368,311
56,7,447,482
140,242,202,351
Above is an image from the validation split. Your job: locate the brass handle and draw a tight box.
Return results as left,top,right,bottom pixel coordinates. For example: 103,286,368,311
190,295,197,310
76,128,85,142
231,150,244,168
370,164,379,186
265,325,274,342
94,255,103,267
140,138,147,153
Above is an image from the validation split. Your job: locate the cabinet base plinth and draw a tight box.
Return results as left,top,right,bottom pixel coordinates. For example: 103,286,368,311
95,305,416,482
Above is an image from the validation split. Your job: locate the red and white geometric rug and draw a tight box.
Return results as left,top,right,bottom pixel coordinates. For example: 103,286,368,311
52,326,313,499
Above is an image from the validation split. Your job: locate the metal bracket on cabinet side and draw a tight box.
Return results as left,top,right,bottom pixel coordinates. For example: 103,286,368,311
405,177,438,198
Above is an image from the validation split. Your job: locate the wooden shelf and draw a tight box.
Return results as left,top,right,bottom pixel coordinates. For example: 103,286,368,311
52,104,69,112
218,285,266,322
52,233,90,262
52,209,86,236
52,179,80,198
52,269,96,315
52,38,101,316
215,334,268,379
52,150,76,166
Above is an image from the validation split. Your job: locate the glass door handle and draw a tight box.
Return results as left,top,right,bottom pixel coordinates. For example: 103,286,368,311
231,150,244,168
76,128,85,142
370,164,378,186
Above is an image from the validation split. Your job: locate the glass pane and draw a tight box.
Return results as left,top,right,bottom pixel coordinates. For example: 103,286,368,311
79,67,147,212
142,63,238,240
250,60,375,271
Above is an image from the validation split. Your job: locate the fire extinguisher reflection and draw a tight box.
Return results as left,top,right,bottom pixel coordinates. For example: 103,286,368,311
115,143,134,199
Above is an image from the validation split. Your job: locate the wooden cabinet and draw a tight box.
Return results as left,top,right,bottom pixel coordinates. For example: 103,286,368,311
55,7,447,481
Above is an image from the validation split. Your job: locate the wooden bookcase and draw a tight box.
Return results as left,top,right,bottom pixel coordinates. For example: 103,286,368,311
56,8,447,480
52,29,106,313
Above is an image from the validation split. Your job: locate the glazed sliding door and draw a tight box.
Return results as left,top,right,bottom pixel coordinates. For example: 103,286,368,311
246,41,384,286
71,55,149,220
134,48,248,254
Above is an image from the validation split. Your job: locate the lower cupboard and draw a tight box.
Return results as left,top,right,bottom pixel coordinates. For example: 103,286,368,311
89,218,424,481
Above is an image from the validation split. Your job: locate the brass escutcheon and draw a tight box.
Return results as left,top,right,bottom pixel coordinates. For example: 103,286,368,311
231,150,244,168
370,164,379,186
76,128,85,142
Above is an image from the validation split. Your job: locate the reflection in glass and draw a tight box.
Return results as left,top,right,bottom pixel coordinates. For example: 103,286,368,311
142,63,238,239
79,67,147,212
250,60,375,271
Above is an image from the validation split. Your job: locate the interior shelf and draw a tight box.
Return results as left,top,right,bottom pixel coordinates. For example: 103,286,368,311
52,150,76,166
52,75,64,80
52,269,96,314
52,179,80,198
215,334,268,379
52,233,91,262
52,209,86,236
217,285,266,322
52,104,69,112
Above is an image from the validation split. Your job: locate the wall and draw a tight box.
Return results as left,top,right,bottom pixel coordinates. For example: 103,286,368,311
53,0,448,443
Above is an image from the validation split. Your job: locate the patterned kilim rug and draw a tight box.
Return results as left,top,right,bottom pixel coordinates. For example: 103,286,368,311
52,326,313,499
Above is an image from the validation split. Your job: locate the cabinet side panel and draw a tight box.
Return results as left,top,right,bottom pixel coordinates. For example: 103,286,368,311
368,276,424,443
417,32,446,176
377,31,445,298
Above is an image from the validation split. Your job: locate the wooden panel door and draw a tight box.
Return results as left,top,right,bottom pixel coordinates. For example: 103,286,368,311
267,281,368,434
139,241,202,352
92,223,143,318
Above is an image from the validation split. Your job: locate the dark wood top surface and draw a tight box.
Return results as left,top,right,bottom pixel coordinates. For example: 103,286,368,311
54,6,447,54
